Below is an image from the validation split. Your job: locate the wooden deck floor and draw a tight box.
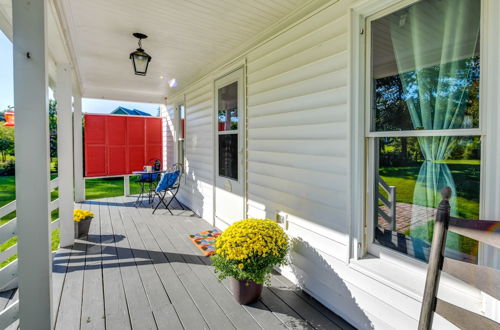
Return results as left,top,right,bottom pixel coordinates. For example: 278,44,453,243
6,196,354,330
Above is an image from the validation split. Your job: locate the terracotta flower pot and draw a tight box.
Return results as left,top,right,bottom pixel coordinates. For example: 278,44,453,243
74,218,92,238
230,277,263,305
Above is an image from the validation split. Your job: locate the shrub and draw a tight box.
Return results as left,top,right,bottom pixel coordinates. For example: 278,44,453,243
0,159,15,176
211,219,289,284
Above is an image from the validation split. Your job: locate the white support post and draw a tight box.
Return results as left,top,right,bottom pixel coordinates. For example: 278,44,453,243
56,63,75,247
124,176,130,196
73,92,85,202
160,102,168,169
13,0,53,328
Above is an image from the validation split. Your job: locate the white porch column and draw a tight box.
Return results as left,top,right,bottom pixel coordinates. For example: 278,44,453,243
73,91,85,202
124,176,130,196
13,0,53,328
56,64,75,247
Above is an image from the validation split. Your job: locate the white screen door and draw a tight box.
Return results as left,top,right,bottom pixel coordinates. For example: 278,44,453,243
214,68,245,226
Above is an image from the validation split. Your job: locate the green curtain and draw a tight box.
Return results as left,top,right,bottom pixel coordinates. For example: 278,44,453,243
390,0,480,234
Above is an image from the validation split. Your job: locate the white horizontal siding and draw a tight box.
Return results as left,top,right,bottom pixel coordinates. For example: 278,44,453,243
167,1,484,329
247,1,350,265
178,79,214,220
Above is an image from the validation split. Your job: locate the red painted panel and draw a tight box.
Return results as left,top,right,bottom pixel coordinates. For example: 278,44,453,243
127,118,145,145
108,146,127,175
85,115,105,144
85,145,106,177
146,144,162,165
84,114,162,177
128,146,145,172
146,118,162,144
106,116,127,145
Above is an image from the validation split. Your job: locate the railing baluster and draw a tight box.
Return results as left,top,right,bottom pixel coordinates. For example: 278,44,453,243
418,187,451,330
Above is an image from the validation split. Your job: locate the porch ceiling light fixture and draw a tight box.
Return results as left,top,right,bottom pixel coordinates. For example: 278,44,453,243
130,33,152,76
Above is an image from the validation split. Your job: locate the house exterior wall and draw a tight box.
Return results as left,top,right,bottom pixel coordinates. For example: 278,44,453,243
162,103,175,169
178,80,215,220
171,0,497,328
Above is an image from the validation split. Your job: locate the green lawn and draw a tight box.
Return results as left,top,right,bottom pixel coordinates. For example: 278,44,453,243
0,175,144,267
379,161,480,258
379,161,480,219
84,176,143,200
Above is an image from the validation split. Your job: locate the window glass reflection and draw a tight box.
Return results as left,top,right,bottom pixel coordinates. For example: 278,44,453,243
375,136,480,263
218,82,238,131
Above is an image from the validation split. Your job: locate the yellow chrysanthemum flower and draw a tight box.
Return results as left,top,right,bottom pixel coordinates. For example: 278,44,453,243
73,209,94,222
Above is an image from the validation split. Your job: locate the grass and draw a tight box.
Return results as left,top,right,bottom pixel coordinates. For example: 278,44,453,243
85,176,143,200
379,160,480,258
379,162,480,219
0,175,144,268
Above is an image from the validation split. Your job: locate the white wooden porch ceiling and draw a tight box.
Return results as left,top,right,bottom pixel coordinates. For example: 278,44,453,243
58,0,306,103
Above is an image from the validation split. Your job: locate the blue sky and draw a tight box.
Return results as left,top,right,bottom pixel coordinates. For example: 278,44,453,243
0,31,159,116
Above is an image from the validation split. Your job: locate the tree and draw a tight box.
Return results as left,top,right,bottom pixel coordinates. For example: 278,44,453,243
49,99,57,158
0,125,15,162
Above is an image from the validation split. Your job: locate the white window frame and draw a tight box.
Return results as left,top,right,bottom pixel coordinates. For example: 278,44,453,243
350,0,497,275
365,0,485,261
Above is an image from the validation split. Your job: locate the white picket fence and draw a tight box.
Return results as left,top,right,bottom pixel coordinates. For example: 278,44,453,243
0,178,60,328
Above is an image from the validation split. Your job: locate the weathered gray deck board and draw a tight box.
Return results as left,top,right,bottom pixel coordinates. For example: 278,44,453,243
54,202,92,330
123,200,209,330
271,274,356,330
80,200,105,330
100,199,131,330
145,200,337,330
131,200,264,330
128,202,236,330
142,204,286,330
43,196,352,330
108,199,157,329
115,197,183,329
155,207,313,330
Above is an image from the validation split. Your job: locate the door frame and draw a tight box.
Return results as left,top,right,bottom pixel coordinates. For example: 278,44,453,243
212,66,247,228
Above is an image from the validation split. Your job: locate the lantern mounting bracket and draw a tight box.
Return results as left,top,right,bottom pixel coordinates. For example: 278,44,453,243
133,33,148,50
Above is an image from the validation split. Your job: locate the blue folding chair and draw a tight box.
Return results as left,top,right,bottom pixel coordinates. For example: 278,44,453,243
152,163,185,214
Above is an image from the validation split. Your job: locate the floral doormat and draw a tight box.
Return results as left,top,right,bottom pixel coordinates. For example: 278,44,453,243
188,229,222,256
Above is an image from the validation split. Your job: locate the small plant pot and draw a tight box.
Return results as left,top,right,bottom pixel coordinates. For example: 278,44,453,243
230,277,263,305
74,218,92,238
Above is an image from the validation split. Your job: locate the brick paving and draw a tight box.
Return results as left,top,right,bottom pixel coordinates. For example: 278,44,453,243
378,202,437,232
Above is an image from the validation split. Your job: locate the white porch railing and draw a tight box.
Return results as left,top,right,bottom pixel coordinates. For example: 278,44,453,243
377,175,397,230
0,178,60,328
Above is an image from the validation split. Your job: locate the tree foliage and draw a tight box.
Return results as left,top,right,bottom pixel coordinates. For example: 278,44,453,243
0,125,14,162
49,99,58,158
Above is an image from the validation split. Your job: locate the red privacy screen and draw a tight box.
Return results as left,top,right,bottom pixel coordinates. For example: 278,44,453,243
84,114,163,177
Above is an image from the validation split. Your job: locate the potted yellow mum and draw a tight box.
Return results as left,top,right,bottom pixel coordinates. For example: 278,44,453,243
73,209,94,238
211,219,289,304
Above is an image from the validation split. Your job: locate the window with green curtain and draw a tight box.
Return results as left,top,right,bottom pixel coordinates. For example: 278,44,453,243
369,0,481,263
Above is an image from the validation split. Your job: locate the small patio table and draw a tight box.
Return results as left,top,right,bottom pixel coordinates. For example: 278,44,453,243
132,170,165,207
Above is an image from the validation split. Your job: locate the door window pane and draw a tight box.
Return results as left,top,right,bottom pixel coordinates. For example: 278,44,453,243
371,0,480,132
218,82,238,131
374,136,480,263
218,134,238,180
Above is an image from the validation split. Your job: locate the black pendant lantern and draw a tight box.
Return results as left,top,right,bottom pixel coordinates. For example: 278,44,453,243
130,33,152,76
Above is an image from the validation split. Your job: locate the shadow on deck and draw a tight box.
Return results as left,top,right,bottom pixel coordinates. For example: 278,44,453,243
6,196,355,330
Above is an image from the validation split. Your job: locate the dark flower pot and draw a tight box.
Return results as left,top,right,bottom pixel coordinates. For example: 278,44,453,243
74,218,92,238
230,277,263,305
